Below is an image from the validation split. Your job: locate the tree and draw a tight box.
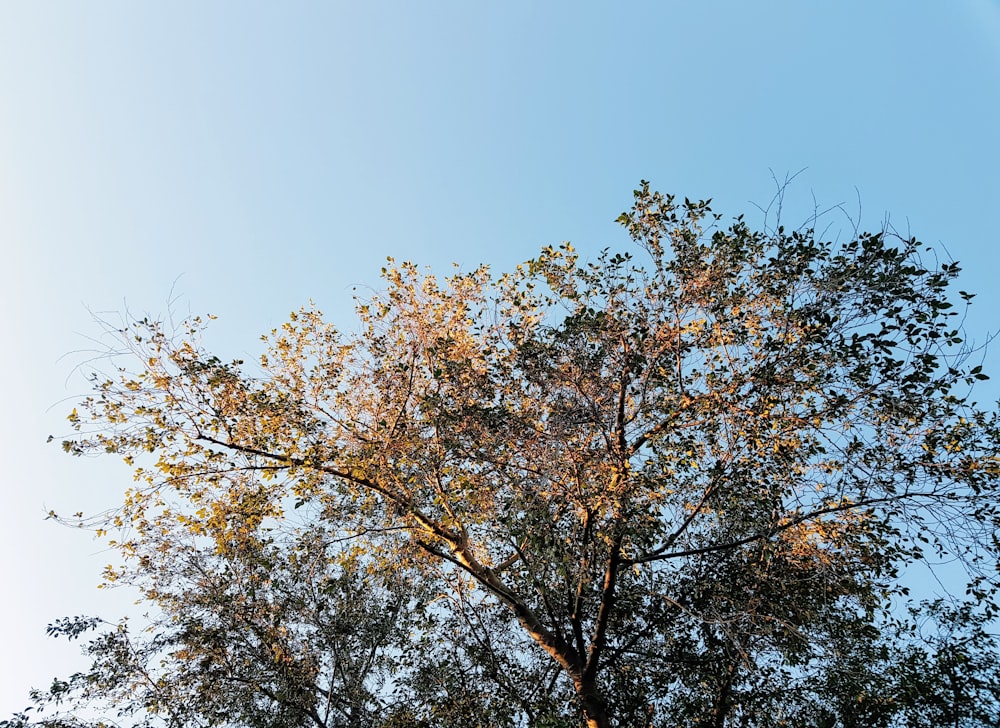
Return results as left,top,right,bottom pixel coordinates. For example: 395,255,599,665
11,518,415,728
11,183,1000,727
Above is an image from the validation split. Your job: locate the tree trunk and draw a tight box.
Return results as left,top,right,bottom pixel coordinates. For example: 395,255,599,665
575,676,611,728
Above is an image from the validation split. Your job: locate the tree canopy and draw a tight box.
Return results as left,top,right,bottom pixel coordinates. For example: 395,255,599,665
9,183,1000,728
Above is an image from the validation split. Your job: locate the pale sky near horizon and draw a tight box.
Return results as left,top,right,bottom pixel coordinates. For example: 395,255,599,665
2,1,1000,714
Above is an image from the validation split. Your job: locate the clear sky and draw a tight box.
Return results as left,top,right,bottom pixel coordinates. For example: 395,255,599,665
2,1,999,714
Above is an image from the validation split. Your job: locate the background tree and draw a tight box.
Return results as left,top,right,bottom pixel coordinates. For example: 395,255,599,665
9,183,1000,727
10,511,416,728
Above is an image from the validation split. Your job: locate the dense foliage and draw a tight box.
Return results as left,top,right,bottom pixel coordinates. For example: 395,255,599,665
9,184,1000,727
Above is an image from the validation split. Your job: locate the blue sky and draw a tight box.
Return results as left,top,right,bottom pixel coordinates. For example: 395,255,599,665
2,1,999,713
